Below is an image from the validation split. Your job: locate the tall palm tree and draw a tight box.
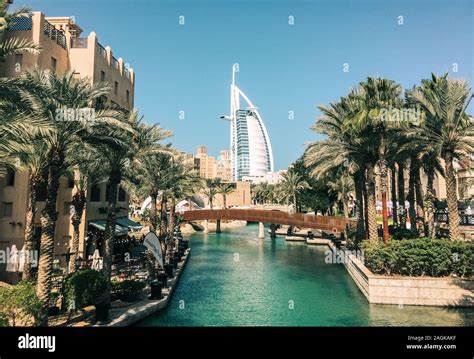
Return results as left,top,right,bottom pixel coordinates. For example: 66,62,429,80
305,93,375,240
355,77,402,242
16,142,48,280
217,183,234,209
279,170,309,213
67,145,108,272
91,109,171,306
406,74,474,240
17,69,111,324
0,4,41,58
203,180,218,209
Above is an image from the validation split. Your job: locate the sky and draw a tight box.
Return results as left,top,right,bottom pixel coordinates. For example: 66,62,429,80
15,0,474,170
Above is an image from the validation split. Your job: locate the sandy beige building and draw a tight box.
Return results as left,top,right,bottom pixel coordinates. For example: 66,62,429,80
216,150,232,182
200,181,251,208
0,10,135,283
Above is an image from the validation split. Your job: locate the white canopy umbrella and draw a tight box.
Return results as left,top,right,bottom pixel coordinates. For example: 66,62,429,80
6,245,19,272
91,249,102,271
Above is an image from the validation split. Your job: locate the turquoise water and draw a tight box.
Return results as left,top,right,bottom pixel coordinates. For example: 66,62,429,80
138,224,473,326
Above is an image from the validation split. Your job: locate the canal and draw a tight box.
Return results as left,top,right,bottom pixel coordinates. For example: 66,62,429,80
138,224,474,326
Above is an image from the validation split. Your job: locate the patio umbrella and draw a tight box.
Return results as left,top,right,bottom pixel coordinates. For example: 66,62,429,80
6,245,19,272
91,249,102,271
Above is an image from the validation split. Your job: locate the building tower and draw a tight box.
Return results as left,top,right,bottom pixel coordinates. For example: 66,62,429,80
221,66,274,181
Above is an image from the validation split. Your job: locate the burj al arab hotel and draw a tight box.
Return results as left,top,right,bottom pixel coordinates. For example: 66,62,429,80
220,66,274,181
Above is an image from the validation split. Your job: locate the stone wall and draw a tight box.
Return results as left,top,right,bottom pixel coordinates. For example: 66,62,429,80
343,250,474,307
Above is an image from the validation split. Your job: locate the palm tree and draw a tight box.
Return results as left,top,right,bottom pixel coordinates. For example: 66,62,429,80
67,145,107,272
91,109,171,306
0,4,41,59
326,169,354,224
406,73,474,240
16,142,48,280
217,183,234,208
355,77,402,242
163,157,202,259
280,170,309,213
203,180,218,209
130,152,172,234
305,93,375,240
17,69,111,324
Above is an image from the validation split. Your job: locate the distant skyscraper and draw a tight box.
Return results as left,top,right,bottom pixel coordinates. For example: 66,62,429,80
221,66,274,181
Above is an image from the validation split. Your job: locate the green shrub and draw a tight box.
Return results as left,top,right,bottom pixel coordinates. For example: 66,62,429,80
392,228,418,240
62,269,107,310
0,281,41,326
111,280,146,302
362,238,473,277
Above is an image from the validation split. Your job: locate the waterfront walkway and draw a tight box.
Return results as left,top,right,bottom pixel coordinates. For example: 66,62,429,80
54,248,191,327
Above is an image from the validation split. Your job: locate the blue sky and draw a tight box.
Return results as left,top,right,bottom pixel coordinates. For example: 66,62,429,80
15,0,473,170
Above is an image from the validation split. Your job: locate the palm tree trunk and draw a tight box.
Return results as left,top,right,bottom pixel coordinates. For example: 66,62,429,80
168,197,176,235
408,159,418,236
414,167,425,237
366,163,378,241
425,170,436,238
397,161,406,228
390,164,398,227
159,195,168,251
150,192,158,233
362,173,369,239
223,194,227,209
379,159,390,243
342,193,349,225
102,169,121,307
22,172,38,281
36,152,62,326
444,152,460,240
354,171,365,240
166,197,177,259
69,190,86,273
293,193,297,213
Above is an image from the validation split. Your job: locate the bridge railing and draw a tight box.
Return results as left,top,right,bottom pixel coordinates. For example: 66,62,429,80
181,209,354,232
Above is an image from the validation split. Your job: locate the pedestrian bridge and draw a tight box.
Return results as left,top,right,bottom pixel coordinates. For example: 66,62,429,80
181,208,352,233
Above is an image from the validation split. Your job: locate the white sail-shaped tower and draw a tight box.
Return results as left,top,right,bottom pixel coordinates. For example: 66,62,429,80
221,66,274,181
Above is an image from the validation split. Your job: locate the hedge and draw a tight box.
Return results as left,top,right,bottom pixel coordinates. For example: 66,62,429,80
62,269,107,310
0,281,41,326
362,238,473,277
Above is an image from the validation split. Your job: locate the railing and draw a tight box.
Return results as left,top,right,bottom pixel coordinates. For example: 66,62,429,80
43,20,67,49
71,37,88,48
9,16,32,31
181,208,354,232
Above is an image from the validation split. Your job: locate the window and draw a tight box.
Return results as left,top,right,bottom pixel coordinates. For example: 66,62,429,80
2,202,13,217
100,70,105,82
90,184,101,202
5,169,15,186
51,57,57,72
64,202,73,216
126,90,130,104
114,81,118,95
118,187,126,202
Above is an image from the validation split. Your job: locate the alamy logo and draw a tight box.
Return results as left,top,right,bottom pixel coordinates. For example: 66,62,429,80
18,334,56,353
